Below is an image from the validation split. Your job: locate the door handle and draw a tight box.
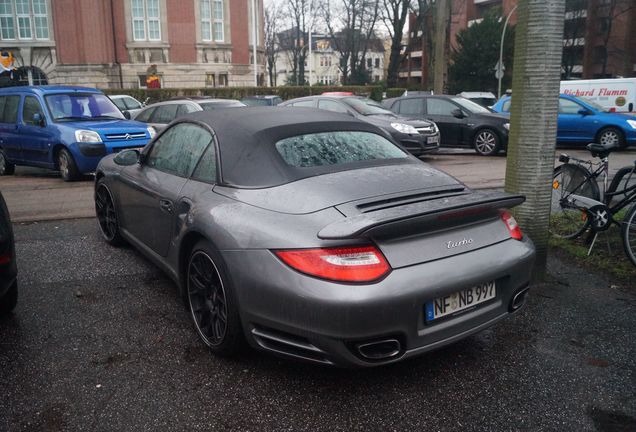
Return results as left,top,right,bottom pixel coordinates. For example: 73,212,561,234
159,199,173,214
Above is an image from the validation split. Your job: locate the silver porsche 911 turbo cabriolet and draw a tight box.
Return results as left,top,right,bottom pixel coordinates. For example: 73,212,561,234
94,107,535,367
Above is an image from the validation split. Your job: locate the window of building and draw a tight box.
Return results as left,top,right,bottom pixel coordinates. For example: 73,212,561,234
218,73,228,87
205,73,216,87
132,0,161,42
0,0,50,40
367,58,372,69
201,0,224,42
375,58,380,69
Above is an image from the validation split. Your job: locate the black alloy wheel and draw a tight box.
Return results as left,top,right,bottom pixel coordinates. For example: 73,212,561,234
186,242,245,355
95,182,124,246
188,250,228,347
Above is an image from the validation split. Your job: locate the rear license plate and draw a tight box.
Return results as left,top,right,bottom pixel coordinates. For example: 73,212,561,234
427,136,439,144
425,281,496,322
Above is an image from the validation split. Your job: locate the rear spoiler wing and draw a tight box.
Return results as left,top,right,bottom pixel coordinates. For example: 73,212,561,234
318,190,525,240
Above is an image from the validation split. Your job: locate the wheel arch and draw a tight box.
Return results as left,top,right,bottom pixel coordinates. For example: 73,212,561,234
51,143,67,168
178,230,208,297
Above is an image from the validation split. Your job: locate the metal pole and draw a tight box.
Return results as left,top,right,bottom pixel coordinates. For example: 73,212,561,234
498,4,518,99
253,0,258,86
308,4,312,86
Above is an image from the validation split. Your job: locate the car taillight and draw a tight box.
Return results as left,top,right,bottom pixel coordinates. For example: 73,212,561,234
274,245,391,283
0,251,10,265
501,210,523,240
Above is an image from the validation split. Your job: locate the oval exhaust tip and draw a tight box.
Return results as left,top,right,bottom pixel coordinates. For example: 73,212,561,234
510,287,529,311
356,339,401,360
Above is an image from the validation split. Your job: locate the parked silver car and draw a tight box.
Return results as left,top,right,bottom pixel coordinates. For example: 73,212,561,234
109,94,146,119
133,97,246,133
94,107,535,367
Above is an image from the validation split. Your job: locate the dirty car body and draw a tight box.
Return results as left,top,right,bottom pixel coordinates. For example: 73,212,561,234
95,107,535,367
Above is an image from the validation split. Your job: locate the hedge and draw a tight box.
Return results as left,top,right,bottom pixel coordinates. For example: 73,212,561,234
104,85,384,104
385,88,407,98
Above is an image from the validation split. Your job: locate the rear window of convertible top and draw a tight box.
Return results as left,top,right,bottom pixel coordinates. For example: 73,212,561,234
275,131,407,168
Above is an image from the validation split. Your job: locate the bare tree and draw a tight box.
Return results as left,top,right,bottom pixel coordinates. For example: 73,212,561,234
504,0,566,277
278,0,311,85
265,2,282,86
381,0,411,88
321,0,381,84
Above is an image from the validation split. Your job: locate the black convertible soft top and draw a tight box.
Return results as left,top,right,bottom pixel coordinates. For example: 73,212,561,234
185,107,416,188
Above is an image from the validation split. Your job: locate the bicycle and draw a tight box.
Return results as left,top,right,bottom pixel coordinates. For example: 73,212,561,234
549,141,636,266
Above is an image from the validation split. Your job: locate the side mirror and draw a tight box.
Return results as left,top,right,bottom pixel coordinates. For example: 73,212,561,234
451,108,465,119
33,112,45,127
113,149,140,166
578,108,591,116
123,110,131,119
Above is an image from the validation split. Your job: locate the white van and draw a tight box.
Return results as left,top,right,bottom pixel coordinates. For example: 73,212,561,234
560,78,636,113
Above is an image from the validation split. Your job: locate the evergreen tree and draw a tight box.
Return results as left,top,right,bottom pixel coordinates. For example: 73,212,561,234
448,10,514,94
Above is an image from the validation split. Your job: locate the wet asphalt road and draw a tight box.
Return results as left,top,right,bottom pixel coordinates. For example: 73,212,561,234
0,219,635,431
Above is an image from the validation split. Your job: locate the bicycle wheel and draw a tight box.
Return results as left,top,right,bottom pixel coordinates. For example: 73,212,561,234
621,203,636,267
549,163,600,239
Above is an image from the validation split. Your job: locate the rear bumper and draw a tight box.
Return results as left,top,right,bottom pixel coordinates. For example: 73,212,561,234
223,236,535,367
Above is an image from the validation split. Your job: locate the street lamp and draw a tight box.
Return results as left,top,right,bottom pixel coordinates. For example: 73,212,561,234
497,4,518,99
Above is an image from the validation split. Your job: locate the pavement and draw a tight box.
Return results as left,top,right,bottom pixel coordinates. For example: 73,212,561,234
1,147,635,223
0,218,634,431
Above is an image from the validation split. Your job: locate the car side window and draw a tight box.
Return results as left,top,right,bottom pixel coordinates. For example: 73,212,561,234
3,95,20,124
426,98,458,116
146,123,213,178
151,104,179,124
22,96,44,125
135,106,155,122
398,98,424,115
191,142,217,184
558,98,582,114
318,100,348,113
291,100,314,107
124,97,142,110
112,98,127,111
274,97,283,105
177,104,197,116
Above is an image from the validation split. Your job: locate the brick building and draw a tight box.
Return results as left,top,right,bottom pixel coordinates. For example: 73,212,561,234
0,0,265,89
398,0,635,88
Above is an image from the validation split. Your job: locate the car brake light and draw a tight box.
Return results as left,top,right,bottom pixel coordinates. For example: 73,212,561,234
274,245,391,283
501,211,523,240
0,252,10,265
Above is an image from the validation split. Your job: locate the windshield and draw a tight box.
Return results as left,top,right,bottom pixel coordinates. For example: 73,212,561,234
580,97,608,112
342,97,394,116
45,93,125,121
200,101,245,111
453,97,492,114
242,98,270,106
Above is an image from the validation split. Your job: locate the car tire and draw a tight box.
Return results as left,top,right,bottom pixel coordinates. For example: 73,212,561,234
0,149,15,176
95,179,125,247
473,129,501,156
186,240,245,356
57,148,80,181
0,280,18,316
597,127,625,149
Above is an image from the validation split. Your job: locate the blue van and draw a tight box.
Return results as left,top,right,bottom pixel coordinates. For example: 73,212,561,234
0,86,155,181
